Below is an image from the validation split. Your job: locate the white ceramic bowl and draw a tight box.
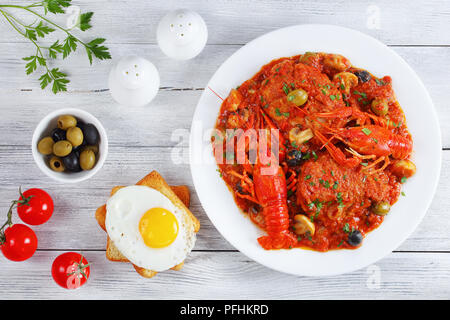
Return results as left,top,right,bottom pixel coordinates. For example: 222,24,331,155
190,24,442,276
32,108,108,183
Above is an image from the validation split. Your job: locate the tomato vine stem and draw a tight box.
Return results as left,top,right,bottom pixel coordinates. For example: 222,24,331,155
0,187,33,245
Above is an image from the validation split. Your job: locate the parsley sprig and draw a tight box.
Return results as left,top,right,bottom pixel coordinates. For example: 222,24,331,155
0,0,111,93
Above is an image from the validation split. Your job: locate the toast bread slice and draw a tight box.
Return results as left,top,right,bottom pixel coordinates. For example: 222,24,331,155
95,171,199,278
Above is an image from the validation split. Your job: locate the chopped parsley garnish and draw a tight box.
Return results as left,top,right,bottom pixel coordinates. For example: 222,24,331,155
401,191,406,196
312,151,318,160
291,140,298,148
275,108,289,117
305,175,312,180
343,223,350,233
340,83,345,90
282,83,290,95
309,181,316,186
333,181,339,190
361,162,368,167
275,108,282,116
264,79,269,85
260,95,264,103
371,137,378,144
336,192,345,208
362,128,372,135
303,152,311,160
337,240,344,247
330,95,336,101
319,179,330,189
401,177,407,183
375,78,386,86
353,90,367,99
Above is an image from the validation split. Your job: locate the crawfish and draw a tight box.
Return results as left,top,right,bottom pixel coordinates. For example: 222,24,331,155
315,124,412,169
253,162,297,250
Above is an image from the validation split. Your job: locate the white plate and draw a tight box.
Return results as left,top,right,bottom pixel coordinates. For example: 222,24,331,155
190,25,441,276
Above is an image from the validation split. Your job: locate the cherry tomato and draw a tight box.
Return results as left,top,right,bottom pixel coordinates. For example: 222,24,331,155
52,252,90,289
1,224,38,261
17,188,54,225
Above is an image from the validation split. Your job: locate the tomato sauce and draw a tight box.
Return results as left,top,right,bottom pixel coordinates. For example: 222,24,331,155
213,52,413,251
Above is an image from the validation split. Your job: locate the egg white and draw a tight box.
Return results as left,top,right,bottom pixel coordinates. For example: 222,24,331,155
105,185,196,272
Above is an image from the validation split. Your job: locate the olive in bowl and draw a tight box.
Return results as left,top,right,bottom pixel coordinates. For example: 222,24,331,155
38,114,99,172
32,108,108,183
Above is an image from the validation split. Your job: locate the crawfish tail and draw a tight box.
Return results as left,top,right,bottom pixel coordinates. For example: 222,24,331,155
263,201,291,234
253,165,291,234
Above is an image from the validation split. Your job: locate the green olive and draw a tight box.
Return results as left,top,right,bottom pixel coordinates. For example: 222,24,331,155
49,156,65,172
287,89,308,106
80,149,96,170
57,115,77,130
372,201,391,216
53,140,73,157
37,136,54,155
66,126,84,147
371,98,389,116
391,159,416,178
83,145,99,154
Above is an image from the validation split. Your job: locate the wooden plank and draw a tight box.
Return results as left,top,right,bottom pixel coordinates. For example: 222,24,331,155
0,46,449,146
0,145,448,252
1,0,450,45
0,250,449,299
0,89,198,148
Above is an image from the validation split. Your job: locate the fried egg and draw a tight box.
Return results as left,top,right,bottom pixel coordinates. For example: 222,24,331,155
105,185,196,272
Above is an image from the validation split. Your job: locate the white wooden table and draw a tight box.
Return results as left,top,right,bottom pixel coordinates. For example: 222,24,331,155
0,0,449,299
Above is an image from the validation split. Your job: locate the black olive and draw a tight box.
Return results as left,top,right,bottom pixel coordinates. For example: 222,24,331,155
63,151,81,172
353,70,371,83
288,149,302,160
236,181,244,194
72,144,83,158
51,128,66,142
287,149,302,167
81,123,100,145
347,230,363,246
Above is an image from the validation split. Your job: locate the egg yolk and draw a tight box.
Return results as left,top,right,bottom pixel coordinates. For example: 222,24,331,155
139,208,179,248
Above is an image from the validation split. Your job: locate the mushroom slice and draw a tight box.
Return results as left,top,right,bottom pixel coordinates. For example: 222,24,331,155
289,127,314,146
293,214,315,235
